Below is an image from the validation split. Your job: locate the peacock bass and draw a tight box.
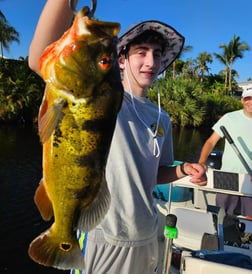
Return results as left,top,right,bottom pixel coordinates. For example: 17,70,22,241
28,7,123,270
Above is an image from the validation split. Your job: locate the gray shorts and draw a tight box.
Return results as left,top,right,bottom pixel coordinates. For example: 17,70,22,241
77,229,159,274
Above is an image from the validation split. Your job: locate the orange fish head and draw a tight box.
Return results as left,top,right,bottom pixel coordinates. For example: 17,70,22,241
39,8,121,99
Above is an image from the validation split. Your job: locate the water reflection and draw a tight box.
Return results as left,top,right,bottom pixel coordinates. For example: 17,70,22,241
0,125,67,274
172,126,224,162
0,125,224,273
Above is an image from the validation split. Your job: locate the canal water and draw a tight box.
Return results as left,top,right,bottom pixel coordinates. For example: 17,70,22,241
0,124,224,273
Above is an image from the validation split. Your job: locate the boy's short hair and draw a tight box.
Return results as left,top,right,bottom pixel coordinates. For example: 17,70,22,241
121,30,167,57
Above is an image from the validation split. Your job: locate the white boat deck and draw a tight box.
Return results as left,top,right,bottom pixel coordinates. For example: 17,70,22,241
156,195,252,274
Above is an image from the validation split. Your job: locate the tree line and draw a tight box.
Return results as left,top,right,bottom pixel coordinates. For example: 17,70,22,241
0,10,249,127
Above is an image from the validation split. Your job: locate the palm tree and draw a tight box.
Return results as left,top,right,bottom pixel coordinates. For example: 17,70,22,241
196,52,213,83
227,35,250,91
181,58,197,79
214,35,250,93
172,45,193,79
214,44,229,91
0,11,20,58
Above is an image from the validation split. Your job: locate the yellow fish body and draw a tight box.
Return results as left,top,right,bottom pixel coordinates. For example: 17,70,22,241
28,8,123,270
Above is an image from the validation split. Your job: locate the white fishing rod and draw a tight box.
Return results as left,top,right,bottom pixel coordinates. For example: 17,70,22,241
220,126,252,178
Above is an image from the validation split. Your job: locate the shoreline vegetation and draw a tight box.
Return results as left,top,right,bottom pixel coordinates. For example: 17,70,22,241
0,9,250,127
0,58,242,128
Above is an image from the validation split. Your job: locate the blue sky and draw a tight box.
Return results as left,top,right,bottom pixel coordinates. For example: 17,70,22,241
1,0,252,82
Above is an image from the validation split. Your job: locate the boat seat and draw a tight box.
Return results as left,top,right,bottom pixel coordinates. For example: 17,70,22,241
170,206,225,251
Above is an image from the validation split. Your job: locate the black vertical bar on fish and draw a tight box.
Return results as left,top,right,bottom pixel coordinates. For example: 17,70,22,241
220,126,252,177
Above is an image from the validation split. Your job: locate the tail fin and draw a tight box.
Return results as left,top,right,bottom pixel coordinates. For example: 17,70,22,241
28,228,85,270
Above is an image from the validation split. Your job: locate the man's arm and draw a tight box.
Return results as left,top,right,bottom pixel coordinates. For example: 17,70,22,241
198,131,221,168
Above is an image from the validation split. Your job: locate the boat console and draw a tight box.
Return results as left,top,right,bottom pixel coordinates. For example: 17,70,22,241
172,168,252,197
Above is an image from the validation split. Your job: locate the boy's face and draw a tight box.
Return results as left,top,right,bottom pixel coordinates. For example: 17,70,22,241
120,42,163,95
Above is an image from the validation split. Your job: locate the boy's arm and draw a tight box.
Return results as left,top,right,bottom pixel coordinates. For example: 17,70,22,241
29,0,78,75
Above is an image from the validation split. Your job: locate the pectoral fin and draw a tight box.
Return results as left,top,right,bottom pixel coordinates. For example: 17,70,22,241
34,179,54,221
38,94,66,143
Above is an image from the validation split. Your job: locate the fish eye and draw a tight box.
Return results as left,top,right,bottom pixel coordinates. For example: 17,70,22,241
99,55,112,70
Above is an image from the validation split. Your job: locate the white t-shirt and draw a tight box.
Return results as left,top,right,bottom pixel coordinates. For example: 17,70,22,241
99,91,174,247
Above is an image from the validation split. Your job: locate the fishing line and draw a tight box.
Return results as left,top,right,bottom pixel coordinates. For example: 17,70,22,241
124,58,161,158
